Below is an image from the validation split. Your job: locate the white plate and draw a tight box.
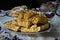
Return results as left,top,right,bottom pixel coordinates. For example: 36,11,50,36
0,16,52,35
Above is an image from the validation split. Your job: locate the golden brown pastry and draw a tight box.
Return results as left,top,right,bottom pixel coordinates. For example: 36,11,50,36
9,12,18,17
11,18,17,25
29,15,40,24
18,10,26,19
21,25,40,32
29,13,48,24
29,25,41,32
17,19,31,28
24,10,36,20
21,27,30,32
4,23,19,31
11,6,21,10
4,10,49,32
38,23,49,31
38,13,48,24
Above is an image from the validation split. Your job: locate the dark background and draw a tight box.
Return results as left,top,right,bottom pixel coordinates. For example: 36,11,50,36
0,0,55,10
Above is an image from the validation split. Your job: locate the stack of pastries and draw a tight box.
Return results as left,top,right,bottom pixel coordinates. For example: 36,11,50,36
4,10,49,32
9,6,28,17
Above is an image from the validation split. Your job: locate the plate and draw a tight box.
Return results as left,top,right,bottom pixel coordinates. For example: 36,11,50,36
3,22,52,35
0,16,52,35
12,24,52,35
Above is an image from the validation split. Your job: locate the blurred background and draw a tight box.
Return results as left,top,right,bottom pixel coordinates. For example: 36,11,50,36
0,0,56,10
